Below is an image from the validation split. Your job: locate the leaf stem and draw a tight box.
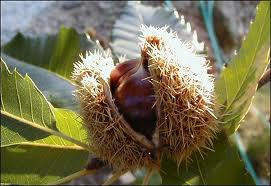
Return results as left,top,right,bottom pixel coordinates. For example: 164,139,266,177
142,168,153,185
232,133,261,185
47,169,97,185
1,111,93,152
102,169,127,185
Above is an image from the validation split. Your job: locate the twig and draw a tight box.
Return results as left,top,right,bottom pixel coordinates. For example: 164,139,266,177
85,27,109,49
257,68,270,90
142,168,154,185
102,169,127,185
47,169,97,185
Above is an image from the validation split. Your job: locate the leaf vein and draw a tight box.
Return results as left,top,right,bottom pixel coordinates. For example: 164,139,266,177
27,78,35,123
14,72,23,118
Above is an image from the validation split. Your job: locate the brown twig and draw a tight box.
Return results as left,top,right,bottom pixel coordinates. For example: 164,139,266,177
102,169,127,185
142,168,154,185
85,27,109,49
257,68,270,90
47,169,97,185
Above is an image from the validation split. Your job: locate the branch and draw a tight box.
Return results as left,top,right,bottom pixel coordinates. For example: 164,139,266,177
85,27,109,49
47,169,97,185
257,68,270,90
142,168,154,185
102,169,127,185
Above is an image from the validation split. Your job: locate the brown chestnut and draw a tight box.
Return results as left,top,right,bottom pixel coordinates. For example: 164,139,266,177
110,58,157,140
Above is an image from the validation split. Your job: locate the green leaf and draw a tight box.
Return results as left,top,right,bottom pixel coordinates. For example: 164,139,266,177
111,1,204,60
2,26,104,80
1,59,90,184
1,27,94,185
52,108,88,145
1,59,56,146
1,59,88,146
1,108,89,185
160,132,255,185
215,1,270,134
1,145,88,185
1,53,77,111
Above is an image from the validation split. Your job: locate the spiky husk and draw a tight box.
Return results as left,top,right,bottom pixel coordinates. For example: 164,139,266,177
72,25,218,171
139,25,218,164
72,51,159,171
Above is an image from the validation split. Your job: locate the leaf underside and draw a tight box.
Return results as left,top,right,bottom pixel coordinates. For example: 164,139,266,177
2,27,104,80
111,1,204,60
1,59,56,146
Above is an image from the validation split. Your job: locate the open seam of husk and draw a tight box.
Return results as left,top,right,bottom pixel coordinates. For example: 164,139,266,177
72,50,161,171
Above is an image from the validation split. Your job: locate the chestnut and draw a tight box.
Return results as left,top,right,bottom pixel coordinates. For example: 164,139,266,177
110,58,156,140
